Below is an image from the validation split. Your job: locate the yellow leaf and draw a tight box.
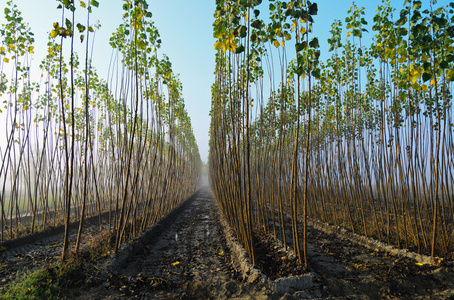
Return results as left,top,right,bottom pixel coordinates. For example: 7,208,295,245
415,262,424,266
291,21,296,32
398,56,406,63
28,46,34,54
410,69,420,85
273,40,280,48
218,251,224,256
430,79,436,86
80,0,86,8
422,84,428,93
275,28,282,37
214,41,223,51
347,31,352,38
51,30,58,39
300,27,306,35
23,106,29,111
281,40,285,47
171,261,180,266
3,58,9,63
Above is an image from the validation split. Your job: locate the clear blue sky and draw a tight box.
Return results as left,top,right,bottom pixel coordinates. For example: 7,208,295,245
1,0,450,163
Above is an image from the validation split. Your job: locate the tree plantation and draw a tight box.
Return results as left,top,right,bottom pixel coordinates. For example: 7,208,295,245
0,0,201,259
210,0,454,267
1,0,454,298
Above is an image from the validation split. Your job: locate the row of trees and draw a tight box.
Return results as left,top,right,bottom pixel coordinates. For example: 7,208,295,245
210,0,454,270
0,0,201,260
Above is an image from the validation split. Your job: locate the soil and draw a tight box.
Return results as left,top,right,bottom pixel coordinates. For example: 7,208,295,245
77,188,271,299
0,211,110,289
2,188,454,299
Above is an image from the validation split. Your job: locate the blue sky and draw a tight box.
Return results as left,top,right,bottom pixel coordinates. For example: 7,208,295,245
1,0,450,163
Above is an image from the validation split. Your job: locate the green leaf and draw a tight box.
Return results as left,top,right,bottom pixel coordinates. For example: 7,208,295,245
422,72,431,82
297,53,305,66
309,37,319,48
251,20,261,29
235,45,245,54
65,18,72,30
308,3,318,16
88,26,94,33
311,69,321,79
91,0,99,8
439,61,449,69
413,1,422,10
295,42,307,52
395,17,407,27
77,23,86,33
446,54,454,63
239,25,247,38
137,40,147,50
433,7,443,15
296,66,304,76
447,69,454,81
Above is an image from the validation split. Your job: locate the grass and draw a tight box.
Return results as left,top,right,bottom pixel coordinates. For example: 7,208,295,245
1,261,85,300
0,230,116,299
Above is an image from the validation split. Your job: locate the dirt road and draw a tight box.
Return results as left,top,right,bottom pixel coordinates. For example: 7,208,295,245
81,188,272,299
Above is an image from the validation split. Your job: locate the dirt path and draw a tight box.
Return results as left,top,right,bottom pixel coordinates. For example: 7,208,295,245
82,188,271,299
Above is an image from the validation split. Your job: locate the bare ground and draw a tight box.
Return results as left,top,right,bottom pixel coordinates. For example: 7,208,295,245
2,188,454,299
0,212,109,290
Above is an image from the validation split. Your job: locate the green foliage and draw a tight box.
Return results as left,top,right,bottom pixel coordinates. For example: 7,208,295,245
1,262,84,299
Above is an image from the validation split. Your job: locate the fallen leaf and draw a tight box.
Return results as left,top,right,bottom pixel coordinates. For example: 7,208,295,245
415,262,424,266
172,261,180,266
218,251,224,256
